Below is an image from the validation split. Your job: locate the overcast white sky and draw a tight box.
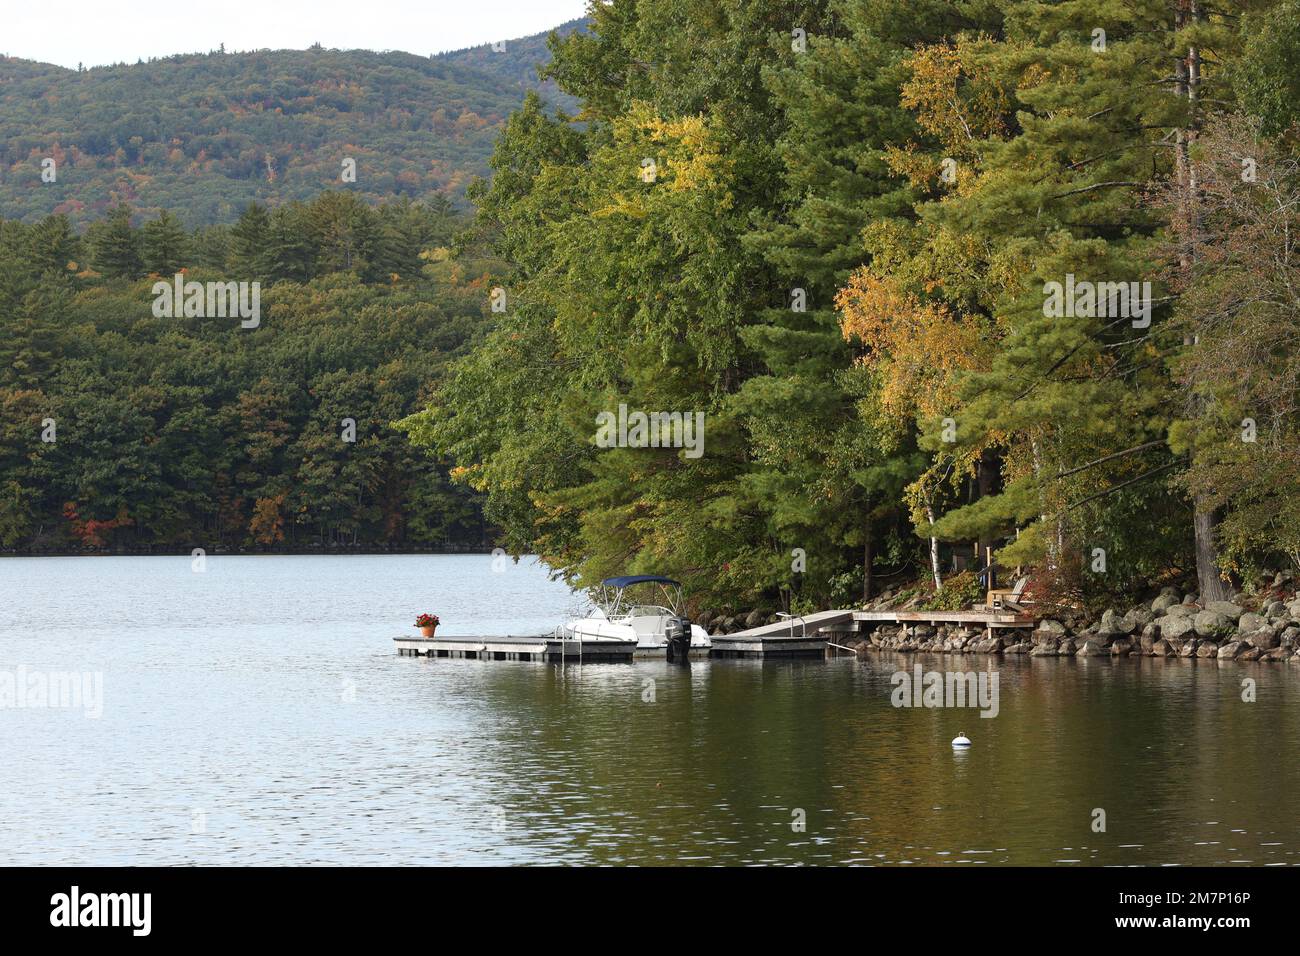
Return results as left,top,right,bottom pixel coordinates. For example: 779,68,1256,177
2,0,591,69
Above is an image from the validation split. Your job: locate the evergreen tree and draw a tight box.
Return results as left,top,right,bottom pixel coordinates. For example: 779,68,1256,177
229,203,272,280
89,205,143,280
265,205,314,283
26,215,81,278
141,210,189,275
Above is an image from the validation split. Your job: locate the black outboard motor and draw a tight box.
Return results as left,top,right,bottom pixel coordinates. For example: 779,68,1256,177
664,616,692,664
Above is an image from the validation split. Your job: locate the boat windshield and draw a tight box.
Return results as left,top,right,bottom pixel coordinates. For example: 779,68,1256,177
597,581,684,617
620,604,674,619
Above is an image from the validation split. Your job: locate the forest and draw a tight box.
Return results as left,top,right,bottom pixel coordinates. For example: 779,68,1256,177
7,1,1300,607
0,192,491,552
0,21,583,227
400,0,1300,611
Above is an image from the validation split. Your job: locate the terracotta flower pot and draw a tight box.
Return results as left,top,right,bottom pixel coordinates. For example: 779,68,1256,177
420,625,437,638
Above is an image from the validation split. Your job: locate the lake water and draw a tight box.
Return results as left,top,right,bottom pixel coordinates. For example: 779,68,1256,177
1,555,1297,866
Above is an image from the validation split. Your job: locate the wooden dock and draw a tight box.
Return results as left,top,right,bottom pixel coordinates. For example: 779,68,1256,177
711,607,1034,658
709,610,858,659
853,609,1033,630
394,634,637,662
394,608,1035,663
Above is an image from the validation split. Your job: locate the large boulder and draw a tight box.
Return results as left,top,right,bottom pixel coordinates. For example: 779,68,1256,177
1196,641,1220,658
1030,640,1059,657
1139,624,1158,654
1163,603,1195,619
1152,638,1175,657
1123,607,1155,632
1151,593,1179,614
743,609,766,629
1217,641,1245,660
1281,625,1300,649
1244,628,1281,650
1162,615,1197,641
1263,600,1287,621
1076,639,1108,657
1194,610,1235,639
1179,639,1199,658
1237,646,1263,661
1205,600,1245,622
1097,609,1129,637
1236,612,1266,634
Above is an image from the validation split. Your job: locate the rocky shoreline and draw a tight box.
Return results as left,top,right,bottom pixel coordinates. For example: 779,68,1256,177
695,571,1300,663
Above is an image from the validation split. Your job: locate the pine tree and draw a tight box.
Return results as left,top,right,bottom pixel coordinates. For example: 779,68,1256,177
141,210,189,275
264,205,314,283
229,203,272,280
26,215,81,278
90,205,142,280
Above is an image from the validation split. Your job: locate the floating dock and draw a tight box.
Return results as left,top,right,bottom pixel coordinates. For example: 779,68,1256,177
394,634,637,662
634,645,711,660
395,608,1036,663
709,610,858,659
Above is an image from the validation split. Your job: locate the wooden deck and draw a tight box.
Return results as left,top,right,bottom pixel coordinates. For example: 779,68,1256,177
709,610,857,658
854,609,1034,629
712,607,1035,657
394,634,637,662
394,607,1036,663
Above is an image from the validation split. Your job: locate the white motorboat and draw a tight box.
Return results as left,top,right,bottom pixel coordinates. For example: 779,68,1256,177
561,575,710,660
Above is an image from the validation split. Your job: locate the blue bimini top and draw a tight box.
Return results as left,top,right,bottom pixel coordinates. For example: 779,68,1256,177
601,575,681,588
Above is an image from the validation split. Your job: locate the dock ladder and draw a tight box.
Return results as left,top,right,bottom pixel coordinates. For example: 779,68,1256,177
555,625,583,664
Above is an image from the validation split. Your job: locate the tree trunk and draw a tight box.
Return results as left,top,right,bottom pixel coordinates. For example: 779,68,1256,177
1176,0,1225,601
861,519,873,603
1030,436,1059,571
925,504,942,591
1193,496,1229,602
975,449,997,563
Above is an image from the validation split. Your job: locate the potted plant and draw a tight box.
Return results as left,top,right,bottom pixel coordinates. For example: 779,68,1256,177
415,613,440,638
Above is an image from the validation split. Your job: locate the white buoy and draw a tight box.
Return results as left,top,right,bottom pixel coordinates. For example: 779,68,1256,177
952,733,971,748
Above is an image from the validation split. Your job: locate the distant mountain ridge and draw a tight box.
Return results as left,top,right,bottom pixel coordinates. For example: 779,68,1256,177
0,19,585,227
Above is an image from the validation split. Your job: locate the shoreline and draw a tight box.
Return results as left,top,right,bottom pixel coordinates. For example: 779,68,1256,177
695,574,1300,665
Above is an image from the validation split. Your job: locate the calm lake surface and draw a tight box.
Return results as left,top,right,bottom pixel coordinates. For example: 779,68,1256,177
1,555,1297,866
